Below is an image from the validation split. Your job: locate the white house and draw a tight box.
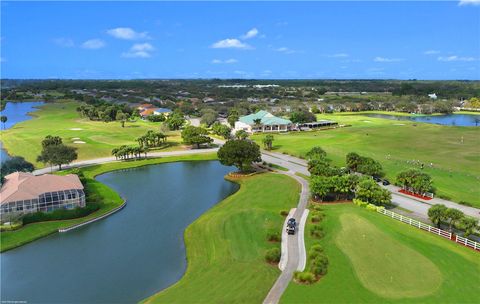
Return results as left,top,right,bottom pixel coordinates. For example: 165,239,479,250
234,110,292,133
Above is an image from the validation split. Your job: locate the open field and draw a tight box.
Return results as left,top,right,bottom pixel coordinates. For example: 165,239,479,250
143,173,300,303
252,113,480,206
282,204,480,303
0,153,217,252
0,101,184,167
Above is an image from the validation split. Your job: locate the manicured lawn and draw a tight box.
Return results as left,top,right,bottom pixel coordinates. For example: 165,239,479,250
252,113,480,206
143,173,300,304
0,153,218,252
0,101,184,167
281,204,480,303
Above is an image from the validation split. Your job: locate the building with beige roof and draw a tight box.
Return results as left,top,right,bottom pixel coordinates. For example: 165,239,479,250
0,172,85,222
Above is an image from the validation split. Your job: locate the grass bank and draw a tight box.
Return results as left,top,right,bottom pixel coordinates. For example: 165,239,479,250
282,204,480,303
143,173,300,303
0,153,217,252
0,101,184,167
252,113,480,206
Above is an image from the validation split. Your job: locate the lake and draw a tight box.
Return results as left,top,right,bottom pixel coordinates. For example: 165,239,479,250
1,161,238,303
0,101,44,162
362,113,480,127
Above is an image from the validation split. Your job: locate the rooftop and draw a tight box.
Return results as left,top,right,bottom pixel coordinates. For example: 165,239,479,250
1,172,84,204
239,110,292,126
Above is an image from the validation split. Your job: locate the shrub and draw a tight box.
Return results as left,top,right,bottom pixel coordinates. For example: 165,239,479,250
353,198,367,207
310,225,325,239
310,255,329,276
366,203,378,211
22,203,100,225
265,248,281,264
294,271,316,284
267,231,281,242
280,210,289,217
311,215,321,223
308,244,324,259
312,205,323,212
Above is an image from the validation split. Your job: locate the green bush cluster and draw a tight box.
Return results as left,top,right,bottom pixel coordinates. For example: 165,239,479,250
310,224,324,239
266,231,281,242
353,198,381,212
264,247,281,264
22,203,100,225
307,244,329,278
280,210,289,217
294,271,316,284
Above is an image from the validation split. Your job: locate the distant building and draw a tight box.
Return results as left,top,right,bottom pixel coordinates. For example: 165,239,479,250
428,93,438,100
235,110,292,133
153,108,172,116
0,172,85,222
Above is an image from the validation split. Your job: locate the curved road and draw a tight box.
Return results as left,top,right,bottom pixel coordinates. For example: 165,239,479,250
263,171,309,304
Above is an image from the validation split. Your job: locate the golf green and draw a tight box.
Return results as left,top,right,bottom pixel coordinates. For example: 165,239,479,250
281,204,480,303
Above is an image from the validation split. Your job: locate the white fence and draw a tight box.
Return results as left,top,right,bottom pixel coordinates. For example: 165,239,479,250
377,208,480,252
377,208,452,239
455,235,480,251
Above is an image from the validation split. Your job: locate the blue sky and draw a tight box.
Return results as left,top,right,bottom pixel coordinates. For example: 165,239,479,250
1,1,479,80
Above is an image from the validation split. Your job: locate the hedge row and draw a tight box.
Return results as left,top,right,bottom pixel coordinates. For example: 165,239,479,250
22,203,100,225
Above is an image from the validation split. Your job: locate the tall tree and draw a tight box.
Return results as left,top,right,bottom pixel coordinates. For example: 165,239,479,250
227,109,239,128
217,139,261,172
37,144,77,170
181,126,213,149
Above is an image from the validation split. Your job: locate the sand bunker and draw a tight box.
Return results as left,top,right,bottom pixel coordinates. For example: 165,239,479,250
72,137,80,140
69,128,83,131
362,120,372,123
73,141,86,144
393,123,405,126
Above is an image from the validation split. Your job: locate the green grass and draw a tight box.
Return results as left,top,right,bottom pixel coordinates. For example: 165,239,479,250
252,113,480,206
0,153,218,252
143,173,300,304
269,163,289,171
282,204,480,303
0,101,184,167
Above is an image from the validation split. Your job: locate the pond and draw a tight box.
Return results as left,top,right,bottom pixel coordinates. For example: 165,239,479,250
361,113,480,127
0,101,44,162
1,161,239,303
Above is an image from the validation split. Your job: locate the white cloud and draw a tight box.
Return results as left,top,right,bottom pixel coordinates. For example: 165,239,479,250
459,0,480,6
329,53,349,58
437,55,476,62
107,27,150,40
82,39,106,49
212,58,238,64
53,38,74,48
424,50,440,55
241,28,259,39
275,47,295,54
211,38,251,49
122,43,155,58
373,56,403,62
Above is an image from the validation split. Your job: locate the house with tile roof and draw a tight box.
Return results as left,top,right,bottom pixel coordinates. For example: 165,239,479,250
0,172,85,222
234,110,293,133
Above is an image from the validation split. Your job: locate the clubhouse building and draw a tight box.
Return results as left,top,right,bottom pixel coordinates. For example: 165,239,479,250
235,110,293,133
0,172,85,222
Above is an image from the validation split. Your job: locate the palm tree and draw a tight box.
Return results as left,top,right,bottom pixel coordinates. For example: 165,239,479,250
446,208,464,232
427,204,447,228
1,115,7,129
253,118,262,132
111,148,119,160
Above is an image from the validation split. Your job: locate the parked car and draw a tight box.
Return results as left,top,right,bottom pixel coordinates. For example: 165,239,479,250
286,218,296,235
382,179,390,186
373,176,382,182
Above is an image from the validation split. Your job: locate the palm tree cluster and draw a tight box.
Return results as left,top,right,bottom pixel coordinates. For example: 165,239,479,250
111,145,148,160
136,130,167,148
